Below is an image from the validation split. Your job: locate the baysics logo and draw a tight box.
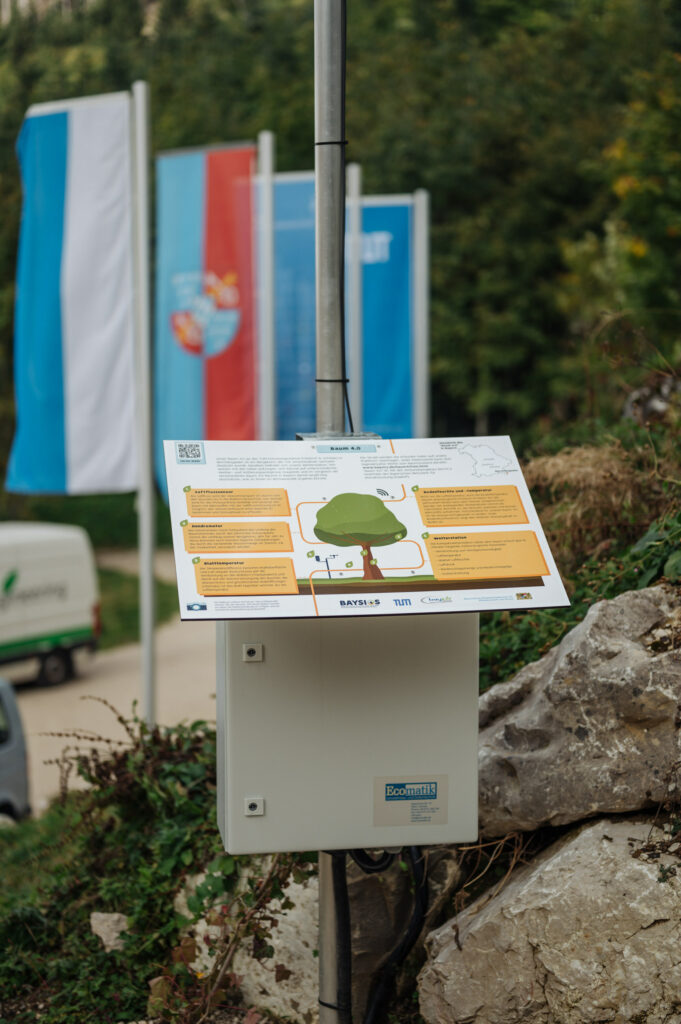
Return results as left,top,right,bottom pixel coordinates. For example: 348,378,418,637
421,595,453,605
385,782,438,802
393,598,411,607
187,602,207,612
340,599,381,608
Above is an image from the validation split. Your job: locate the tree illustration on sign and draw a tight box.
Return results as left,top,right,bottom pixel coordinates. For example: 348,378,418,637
313,493,407,581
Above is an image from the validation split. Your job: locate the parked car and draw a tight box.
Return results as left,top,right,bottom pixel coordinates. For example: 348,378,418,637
0,522,100,685
0,677,30,820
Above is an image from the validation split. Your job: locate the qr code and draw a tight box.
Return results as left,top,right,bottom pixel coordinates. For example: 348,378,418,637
175,441,205,465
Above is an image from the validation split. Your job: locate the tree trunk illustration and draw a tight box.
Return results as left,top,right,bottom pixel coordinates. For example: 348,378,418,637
362,545,385,580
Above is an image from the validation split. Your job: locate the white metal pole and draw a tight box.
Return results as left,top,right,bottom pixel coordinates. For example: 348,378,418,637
346,162,362,430
315,0,346,434
413,188,430,437
257,130,276,440
131,80,156,726
319,852,340,1023
315,3,350,1022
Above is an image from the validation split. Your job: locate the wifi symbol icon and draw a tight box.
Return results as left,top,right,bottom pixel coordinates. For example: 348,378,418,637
376,488,389,497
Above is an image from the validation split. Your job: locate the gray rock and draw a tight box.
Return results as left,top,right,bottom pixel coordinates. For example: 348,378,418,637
175,867,319,1024
233,874,319,1024
419,820,681,1024
479,585,681,836
90,911,129,952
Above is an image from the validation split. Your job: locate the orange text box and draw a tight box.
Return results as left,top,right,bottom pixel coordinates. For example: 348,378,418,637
416,486,528,527
185,488,291,518
194,558,299,596
425,531,549,581
183,521,293,554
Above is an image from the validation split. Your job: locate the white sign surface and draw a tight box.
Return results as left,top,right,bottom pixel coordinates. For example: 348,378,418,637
163,437,569,620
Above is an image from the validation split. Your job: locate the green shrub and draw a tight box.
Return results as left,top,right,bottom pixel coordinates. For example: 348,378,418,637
480,510,681,691
0,706,314,1023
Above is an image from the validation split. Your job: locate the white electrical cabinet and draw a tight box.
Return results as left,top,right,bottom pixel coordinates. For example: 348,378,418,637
217,613,479,854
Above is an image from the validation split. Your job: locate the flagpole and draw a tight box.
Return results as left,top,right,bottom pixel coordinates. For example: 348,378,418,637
413,188,430,437
257,130,276,440
131,80,156,726
315,5,352,1023
346,162,362,430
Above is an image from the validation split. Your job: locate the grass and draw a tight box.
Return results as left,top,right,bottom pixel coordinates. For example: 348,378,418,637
97,568,179,651
0,801,82,921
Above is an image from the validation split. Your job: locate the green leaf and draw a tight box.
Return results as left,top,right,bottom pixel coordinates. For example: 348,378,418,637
637,564,661,589
663,550,681,581
181,849,193,866
2,570,17,594
158,856,177,876
631,528,666,554
186,893,203,917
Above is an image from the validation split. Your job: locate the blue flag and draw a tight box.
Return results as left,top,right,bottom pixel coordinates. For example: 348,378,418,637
361,200,413,438
273,177,416,439
274,174,317,439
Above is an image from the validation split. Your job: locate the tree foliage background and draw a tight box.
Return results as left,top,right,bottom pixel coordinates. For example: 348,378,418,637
0,0,680,508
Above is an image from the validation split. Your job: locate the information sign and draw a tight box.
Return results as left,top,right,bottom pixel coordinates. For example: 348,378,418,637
164,437,569,619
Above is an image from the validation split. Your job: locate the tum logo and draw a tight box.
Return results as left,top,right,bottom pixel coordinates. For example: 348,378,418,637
393,598,411,607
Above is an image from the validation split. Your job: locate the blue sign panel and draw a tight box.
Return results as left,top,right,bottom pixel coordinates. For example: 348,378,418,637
361,202,413,438
273,180,414,440
274,176,316,439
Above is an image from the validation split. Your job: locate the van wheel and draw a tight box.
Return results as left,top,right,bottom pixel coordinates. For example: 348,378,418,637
39,650,72,686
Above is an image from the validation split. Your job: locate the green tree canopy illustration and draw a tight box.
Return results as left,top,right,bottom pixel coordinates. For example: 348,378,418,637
313,493,407,581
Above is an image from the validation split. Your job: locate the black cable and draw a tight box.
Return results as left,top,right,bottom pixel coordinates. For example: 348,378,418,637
362,847,429,1024
332,850,354,1024
350,848,396,874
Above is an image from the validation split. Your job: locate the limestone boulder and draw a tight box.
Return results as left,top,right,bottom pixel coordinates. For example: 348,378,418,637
233,874,319,1024
175,869,319,1024
479,584,681,836
419,819,681,1024
90,911,129,952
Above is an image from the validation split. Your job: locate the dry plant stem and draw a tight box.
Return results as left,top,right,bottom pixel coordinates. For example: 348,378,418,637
459,833,528,921
646,428,681,488
647,759,681,843
79,694,138,741
40,729,126,745
195,854,283,1024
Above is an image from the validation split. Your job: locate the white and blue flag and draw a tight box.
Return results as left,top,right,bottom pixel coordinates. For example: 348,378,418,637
6,92,137,494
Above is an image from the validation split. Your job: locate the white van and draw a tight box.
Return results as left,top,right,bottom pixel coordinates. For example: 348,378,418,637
0,523,100,685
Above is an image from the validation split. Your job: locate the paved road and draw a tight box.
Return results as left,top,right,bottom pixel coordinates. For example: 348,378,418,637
7,549,217,814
